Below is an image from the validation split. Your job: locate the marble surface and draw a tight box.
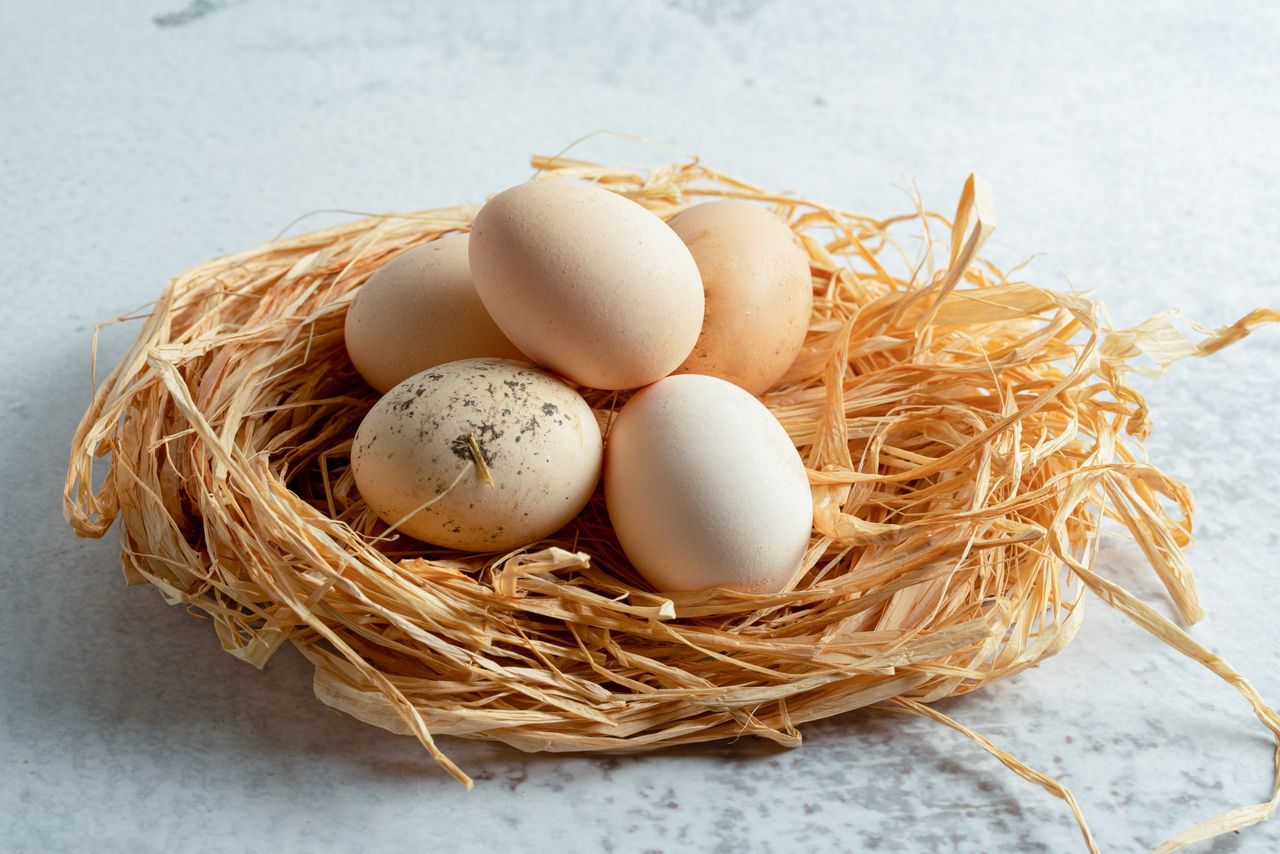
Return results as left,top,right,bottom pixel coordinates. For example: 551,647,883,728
3,1,1279,851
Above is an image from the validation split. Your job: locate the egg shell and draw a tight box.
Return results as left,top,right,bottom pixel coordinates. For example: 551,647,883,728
469,179,704,390
603,374,813,593
669,200,813,395
352,358,602,551
344,234,525,393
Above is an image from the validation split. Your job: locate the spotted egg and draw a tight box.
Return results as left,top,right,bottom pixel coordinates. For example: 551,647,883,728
352,358,602,551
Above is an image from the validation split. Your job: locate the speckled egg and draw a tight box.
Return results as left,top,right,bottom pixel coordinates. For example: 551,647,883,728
344,235,525,393
469,178,704,390
603,374,813,593
351,358,602,551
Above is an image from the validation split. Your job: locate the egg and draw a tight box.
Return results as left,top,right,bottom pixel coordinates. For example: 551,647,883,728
668,200,813,395
351,358,602,551
469,179,704,390
344,234,525,393
604,374,813,593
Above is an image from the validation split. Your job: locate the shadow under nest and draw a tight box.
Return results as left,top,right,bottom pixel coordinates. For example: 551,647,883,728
64,154,1280,851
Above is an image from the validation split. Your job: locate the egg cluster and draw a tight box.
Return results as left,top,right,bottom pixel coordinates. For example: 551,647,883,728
346,179,814,594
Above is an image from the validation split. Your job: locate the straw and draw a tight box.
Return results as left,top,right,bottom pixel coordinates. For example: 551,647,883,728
65,155,1279,849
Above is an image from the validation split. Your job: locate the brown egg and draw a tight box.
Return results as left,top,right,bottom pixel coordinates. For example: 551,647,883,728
668,200,813,395
344,234,525,393
469,179,704,390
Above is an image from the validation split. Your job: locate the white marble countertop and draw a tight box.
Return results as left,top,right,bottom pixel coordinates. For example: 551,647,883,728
3,1,1278,851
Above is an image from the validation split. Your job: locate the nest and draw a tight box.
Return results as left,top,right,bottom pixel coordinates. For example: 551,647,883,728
65,154,1280,851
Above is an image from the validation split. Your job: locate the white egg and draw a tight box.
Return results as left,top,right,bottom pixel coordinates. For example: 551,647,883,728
604,374,813,593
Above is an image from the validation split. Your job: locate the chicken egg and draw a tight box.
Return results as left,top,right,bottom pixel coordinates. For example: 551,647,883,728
469,179,704,390
344,235,525,393
352,358,601,551
603,374,813,593
668,200,813,395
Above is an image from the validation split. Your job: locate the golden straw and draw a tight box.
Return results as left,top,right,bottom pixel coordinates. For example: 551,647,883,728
65,155,1279,851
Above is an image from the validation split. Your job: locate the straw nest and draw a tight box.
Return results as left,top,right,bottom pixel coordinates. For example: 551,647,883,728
66,154,1280,851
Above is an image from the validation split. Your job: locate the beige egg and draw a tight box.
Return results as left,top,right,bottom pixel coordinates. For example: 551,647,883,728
604,374,813,593
344,235,525,393
668,200,813,395
352,358,602,551
469,179,704,390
